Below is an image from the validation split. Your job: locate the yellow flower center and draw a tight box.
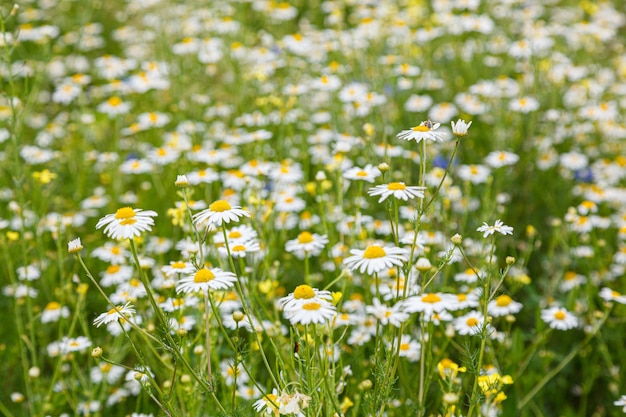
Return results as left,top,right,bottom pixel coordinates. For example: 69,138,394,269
106,265,121,274
495,295,512,307
298,232,314,244
46,302,61,310
400,343,410,351
293,285,315,299
412,125,430,132
302,302,322,311
422,293,441,303
194,268,215,283
563,271,577,281
108,96,122,106
115,207,136,219
466,317,479,327
232,245,246,252
457,294,467,302
363,245,386,259
387,182,406,191
172,261,186,269
209,200,232,212
111,246,121,255
229,231,242,239
554,311,566,320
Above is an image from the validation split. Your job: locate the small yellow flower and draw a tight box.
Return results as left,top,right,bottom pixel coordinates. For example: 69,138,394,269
32,169,57,184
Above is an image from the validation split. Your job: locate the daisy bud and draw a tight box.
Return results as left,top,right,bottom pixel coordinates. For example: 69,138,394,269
91,347,103,358
175,174,189,187
358,379,372,391
415,257,432,272
180,374,191,384
11,4,20,16
315,171,327,181
506,256,516,265
232,311,245,322
377,162,389,173
450,234,463,245
176,328,188,337
10,393,24,403
193,345,204,355
28,367,40,378
363,123,375,137
442,392,459,405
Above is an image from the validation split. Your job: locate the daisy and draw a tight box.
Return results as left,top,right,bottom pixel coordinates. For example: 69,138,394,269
457,164,491,184
285,231,329,259
68,238,83,254
343,164,381,183
192,200,250,228
96,207,158,240
396,120,446,143
599,288,626,304
93,302,136,327
161,261,195,277
396,335,421,361
541,306,578,330
218,239,261,258
403,292,456,315
487,295,523,317
279,285,333,312
368,182,426,203
365,298,409,327
176,267,237,294
253,389,281,415
284,299,337,325
484,150,520,168
451,119,472,136
453,311,487,336
343,245,408,275
41,301,70,323
477,219,514,238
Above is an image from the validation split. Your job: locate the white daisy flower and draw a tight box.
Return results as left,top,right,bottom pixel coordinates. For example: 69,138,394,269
279,285,333,312
343,164,381,183
451,119,472,136
476,219,514,238
403,292,457,315
541,306,578,330
343,245,408,275
192,200,250,228
396,120,447,143
285,231,329,259
368,182,426,203
453,311,487,336
284,298,337,325
176,267,237,294
96,207,158,240
487,295,523,317
93,302,136,327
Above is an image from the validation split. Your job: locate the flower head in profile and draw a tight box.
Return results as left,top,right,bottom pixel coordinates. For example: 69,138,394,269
477,219,513,238
193,199,250,228
343,245,408,275
396,120,446,143
93,302,136,327
68,238,83,254
368,182,426,203
176,267,237,294
96,207,158,240
451,119,472,136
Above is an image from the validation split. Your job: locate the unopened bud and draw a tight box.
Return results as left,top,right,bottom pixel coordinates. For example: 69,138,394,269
450,234,462,245
506,256,515,265
358,379,373,391
91,347,103,358
415,257,432,272
377,162,389,173
232,311,245,322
